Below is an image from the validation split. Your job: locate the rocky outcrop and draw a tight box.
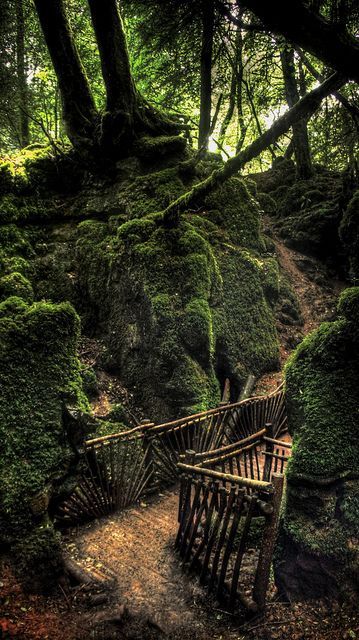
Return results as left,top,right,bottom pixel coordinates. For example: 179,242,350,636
275,287,359,600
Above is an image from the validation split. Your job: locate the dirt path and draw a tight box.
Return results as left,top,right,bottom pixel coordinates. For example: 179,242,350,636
256,224,346,395
273,238,344,336
64,488,218,639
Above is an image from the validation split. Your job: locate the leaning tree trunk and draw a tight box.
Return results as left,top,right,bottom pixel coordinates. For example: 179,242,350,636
33,0,97,148
15,0,29,148
280,45,312,179
162,71,345,225
198,0,215,150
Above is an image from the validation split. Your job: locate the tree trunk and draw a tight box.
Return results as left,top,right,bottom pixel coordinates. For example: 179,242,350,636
162,72,345,225
87,0,137,117
15,0,29,148
237,0,359,85
280,45,312,179
198,0,215,150
296,47,359,128
218,21,246,151
33,0,97,148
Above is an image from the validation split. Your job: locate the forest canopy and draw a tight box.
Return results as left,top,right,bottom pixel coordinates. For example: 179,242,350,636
0,0,358,174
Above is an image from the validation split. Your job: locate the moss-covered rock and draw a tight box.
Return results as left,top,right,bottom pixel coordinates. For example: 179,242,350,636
75,219,115,331
339,190,359,284
0,271,34,302
0,299,87,590
275,287,359,600
74,175,280,420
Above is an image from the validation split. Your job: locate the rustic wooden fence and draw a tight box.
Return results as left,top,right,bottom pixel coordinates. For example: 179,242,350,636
56,386,288,525
175,427,292,614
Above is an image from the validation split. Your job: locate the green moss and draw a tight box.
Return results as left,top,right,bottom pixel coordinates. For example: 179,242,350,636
1,255,30,276
134,135,187,162
0,193,53,224
0,224,33,261
106,185,279,418
0,295,28,318
80,365,99,399
213,246,279,385
281,287,359,566
75,220,115,329
337,285,359,326
0,298,87,588
256,191,277,215
339,190,359,283
117,167,186,218
276,273,302,324
12,523,63,592
282,484,353,559
260,256,280,305
267,173,345,262
0,272,34,302
165,355,219,414
205,177,264,250
180,298,213,360
106,403,132,426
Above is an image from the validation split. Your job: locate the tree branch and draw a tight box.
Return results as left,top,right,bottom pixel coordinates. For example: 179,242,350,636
161,72,346,225
236,0,359,84
296,47,359,125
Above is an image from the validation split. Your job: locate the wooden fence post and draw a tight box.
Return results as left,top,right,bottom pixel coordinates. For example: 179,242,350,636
141,419,155,484
252,473,284,609
262,422,274,482
176,450,195,548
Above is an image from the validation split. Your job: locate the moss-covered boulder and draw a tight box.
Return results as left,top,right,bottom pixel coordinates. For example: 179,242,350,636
339,190,359,284
275,287,359,600
76,177,280,421
0,299,87,591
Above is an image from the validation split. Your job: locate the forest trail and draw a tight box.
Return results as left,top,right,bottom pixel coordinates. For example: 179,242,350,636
256,219,346,394
273,238,344,338
64,488,243,640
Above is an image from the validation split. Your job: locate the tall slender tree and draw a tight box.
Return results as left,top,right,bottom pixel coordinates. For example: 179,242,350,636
15,0,29,147
33,0,97,148
198,0,214,150
280,44,312,178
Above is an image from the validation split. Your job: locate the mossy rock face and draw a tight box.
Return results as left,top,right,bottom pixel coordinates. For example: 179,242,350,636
0,298,87,591
250,163,357,273
339,190,359,284
275,288,359,600
273,174,345,261
0,271,34,302
204,177,264,250
75,176,280,421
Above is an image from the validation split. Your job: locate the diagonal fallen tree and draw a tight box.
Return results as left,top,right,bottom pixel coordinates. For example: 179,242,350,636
161,71,346,226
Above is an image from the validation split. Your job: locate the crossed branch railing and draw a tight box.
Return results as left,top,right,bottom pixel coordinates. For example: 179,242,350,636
175,424,292,614
57,385,290,614
56,385,287,524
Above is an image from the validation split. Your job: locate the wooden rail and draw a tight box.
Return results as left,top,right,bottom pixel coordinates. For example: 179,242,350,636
175,429,288,615
56,386,287,525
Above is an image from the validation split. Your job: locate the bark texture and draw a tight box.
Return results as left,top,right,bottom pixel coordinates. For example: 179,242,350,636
15,0,29,148
33,0,97,147
280,45,312,179
87,0,137,115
